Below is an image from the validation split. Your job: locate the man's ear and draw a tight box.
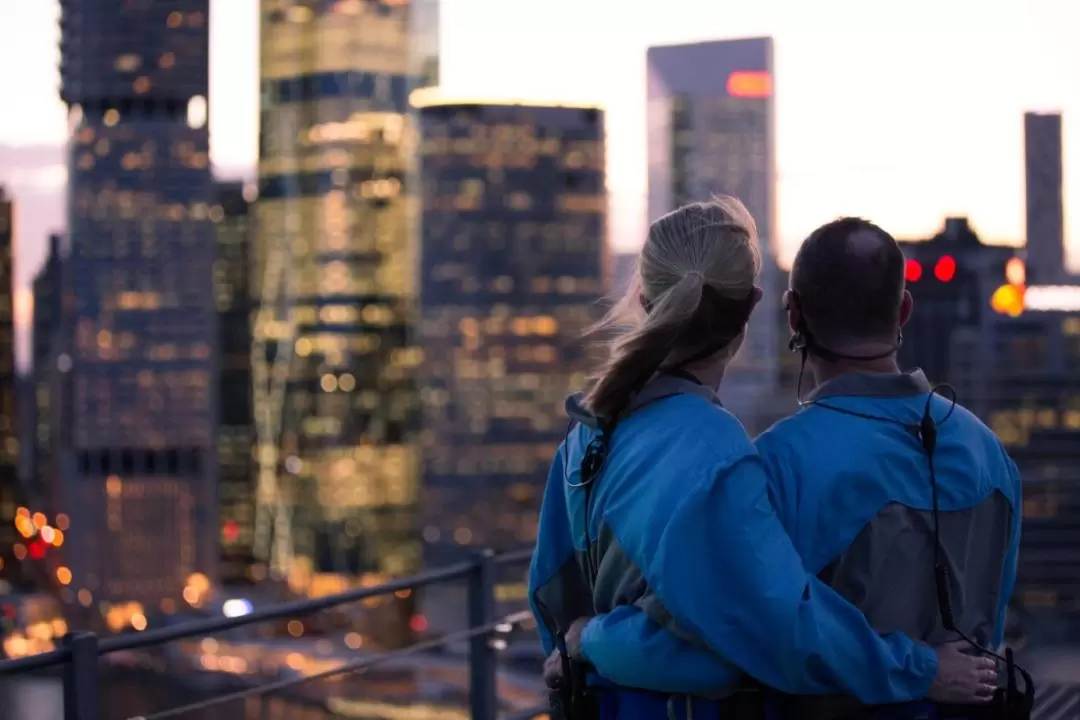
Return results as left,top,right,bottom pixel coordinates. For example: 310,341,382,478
783,290,800,334
899,289,914,328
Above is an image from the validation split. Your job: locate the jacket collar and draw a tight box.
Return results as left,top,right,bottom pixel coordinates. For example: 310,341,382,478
625,372,721,415
806,368,932,402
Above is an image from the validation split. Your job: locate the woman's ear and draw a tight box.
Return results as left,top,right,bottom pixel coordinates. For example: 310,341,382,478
752,286,764,307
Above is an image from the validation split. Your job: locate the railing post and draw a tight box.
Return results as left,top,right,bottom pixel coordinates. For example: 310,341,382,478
62,631,100,720
467,549,497,720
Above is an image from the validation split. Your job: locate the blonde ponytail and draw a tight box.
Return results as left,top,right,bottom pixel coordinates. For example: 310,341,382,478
583,197,761,420
585,272,706,420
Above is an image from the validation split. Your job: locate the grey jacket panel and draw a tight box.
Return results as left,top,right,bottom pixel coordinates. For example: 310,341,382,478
820,493,1013,647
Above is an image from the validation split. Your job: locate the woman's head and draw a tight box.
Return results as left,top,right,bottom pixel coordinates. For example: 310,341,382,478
585,196,762,420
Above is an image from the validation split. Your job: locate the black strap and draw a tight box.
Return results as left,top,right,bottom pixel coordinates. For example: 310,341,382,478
573,371,708,596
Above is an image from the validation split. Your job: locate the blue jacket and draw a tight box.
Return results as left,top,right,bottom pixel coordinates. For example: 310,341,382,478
574,370,1021,698
528,373,940,704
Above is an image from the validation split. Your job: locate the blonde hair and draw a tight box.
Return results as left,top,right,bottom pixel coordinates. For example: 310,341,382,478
585,196,762,420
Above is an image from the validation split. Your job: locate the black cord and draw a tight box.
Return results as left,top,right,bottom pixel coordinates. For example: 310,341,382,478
569,370,708,603
810,385,1036,712
811,385,969,636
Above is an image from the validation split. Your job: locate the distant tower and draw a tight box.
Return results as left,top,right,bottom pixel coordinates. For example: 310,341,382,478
609,252,637,295
0,186,32,595
213,182,255,586
57,1,217,613
646,37,779,420
1024,112,1065,283
31,234,63,500
253,0,440,648
416,100,606,567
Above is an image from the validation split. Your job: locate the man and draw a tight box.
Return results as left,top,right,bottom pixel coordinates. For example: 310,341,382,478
549,218,1023,717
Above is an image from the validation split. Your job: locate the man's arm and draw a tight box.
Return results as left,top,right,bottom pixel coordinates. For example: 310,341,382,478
576,606,740,695
644,451,939,704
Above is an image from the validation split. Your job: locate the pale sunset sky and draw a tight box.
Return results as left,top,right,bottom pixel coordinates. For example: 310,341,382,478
0,0,1077,291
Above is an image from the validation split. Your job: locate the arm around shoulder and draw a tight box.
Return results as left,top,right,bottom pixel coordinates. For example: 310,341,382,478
578,606,740,695
642,451,939,703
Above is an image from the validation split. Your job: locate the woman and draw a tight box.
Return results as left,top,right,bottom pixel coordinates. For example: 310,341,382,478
527,197,996,718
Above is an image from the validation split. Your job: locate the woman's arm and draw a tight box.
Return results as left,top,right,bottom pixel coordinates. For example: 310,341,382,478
644,452,939,704
576,606,741,695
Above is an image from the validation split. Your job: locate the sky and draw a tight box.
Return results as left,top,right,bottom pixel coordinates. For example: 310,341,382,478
0,0,1077,327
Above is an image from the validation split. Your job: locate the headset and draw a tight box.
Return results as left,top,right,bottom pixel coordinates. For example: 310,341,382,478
787,291,1035,717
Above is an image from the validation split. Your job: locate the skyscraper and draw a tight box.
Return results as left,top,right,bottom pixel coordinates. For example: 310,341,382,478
30,234,63,499
253,0,439,640
646,37,779,421
416,100,606,567
898,217,1015,409
609,251,637,295
0,187,30,595
57,1,217,610
1024,112,1065,284
213,182,256,586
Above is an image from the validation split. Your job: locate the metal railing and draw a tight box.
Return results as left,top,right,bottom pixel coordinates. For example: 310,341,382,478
0,548,548,720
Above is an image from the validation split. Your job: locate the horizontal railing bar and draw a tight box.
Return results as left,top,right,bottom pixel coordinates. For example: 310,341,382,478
0,647,71,674
99,558,479,655
132,610,535,720
491,547,534,567
500,706,549,720
0,549,535,677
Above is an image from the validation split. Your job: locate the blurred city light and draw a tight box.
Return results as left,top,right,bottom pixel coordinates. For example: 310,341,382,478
1024,286,1080,312
991,284,1025,317
905,258,923,282
726,70,772,98
934,255,957,282
1005,257,1027,286
222,598,253,618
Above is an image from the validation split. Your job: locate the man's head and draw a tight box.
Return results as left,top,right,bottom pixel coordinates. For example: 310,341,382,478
787,217,913,353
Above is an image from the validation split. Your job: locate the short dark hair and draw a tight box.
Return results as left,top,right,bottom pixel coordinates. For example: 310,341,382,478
790,217,905,344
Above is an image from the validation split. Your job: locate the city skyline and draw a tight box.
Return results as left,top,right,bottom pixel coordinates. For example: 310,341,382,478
1,3,1080,705
0,0,1077,360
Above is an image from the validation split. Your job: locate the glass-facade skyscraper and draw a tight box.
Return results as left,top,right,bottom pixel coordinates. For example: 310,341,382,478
56,1,217,611
646,37,780,429
416,100,606,567
253,0,439,643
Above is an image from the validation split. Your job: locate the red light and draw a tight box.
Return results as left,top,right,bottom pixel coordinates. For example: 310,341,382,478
28,539,47,560
222,520,239,544
904,259,923,283
726,71,772,98
934,255,957,282
409,614,429,633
